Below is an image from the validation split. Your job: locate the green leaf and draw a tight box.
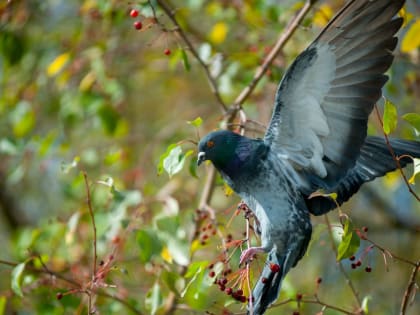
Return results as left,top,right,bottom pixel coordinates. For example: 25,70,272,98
97,104,120,135
0,296,6,315
60,156,80,174
409,158,420,184
402,113,420,133
189,155,198,178
136,229,163,263
11,262,26,297
383,99,398,135
181,261,208,297
187,117,203,127
181,49,191,71
337,218,360,261
362,295,371,314
162,145,186,177
157,143,176,175
145,282,162,315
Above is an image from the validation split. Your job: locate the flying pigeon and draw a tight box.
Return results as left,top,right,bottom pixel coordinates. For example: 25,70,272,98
197,0,418,314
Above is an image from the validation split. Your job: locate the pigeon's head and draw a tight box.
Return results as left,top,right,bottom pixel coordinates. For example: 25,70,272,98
197,130,243,169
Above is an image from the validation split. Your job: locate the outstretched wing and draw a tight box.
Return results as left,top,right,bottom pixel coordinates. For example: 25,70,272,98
264,0,404,186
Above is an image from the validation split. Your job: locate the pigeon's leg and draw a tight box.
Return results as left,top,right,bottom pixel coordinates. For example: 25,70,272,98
240,247,266,266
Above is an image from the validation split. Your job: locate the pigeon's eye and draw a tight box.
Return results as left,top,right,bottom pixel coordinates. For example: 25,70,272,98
206,140,215,148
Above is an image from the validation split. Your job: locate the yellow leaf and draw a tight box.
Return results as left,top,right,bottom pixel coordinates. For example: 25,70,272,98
79,71,96,92
161,246,173,264
223,182,234,197
408,158,420,185
209,22,228,45
401,19,420,53
313,4,333,27
47,53,70,77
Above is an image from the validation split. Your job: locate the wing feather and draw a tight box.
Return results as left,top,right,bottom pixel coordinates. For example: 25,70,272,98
264,0,405,185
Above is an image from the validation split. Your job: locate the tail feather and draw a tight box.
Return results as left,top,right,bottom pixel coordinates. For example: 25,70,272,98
308,136,420,215
248,249,287,315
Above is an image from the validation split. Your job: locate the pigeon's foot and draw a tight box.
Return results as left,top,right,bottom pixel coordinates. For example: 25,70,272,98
240,247,265,266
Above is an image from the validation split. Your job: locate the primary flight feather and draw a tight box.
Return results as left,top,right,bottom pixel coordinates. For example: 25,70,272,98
197,1,418,314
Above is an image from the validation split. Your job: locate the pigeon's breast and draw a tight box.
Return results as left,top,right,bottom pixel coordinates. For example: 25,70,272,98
238,153,309,251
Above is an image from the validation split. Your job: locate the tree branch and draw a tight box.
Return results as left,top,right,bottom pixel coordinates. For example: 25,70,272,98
155,0,227,112
400,260,420,315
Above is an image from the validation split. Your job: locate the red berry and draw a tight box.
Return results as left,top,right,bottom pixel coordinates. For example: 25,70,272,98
270,263,281,273
240,295,247,303
134,21,142,30
208,263,214,269
356,260,362,267
226,288,233,295
236,289,243,296
209,271,215,278
296,293,302,300
222,278,228,285
316,277,322,284
56,292,63,300
164,48,171,55
349,255,356,261
363,226,368,232
130,9,139,18
351,263,357,269
365,266,372,273
261,277,268,284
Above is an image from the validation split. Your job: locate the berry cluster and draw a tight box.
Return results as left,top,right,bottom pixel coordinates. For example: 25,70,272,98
194,209,217,245
128,8,171,55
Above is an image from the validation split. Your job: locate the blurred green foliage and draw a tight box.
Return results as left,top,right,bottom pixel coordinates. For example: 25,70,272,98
0,0,419,314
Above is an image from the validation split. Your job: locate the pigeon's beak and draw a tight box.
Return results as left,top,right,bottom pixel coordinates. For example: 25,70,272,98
197,151,206,166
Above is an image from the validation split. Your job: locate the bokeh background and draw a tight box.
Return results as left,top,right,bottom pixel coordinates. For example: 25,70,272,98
0,0,419,314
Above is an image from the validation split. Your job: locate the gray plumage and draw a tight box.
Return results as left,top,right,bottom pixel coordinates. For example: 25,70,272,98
197,1,416,314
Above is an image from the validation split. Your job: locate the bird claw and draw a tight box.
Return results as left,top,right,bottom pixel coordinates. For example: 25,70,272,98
239,247,265,266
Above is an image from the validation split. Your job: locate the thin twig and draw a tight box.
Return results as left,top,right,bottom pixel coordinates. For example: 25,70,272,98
232,0,317,111
324,214,363,310
374,104,420,201
400,260,420,315
0,259,144,315
155,0,227,112
82,172,98,276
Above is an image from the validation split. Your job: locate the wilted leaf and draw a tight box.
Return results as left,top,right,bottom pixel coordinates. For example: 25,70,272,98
408,158,420,184
337,218,360,261
402,113,420,133
209,22,228,44
11,262,26,297
383,99,398,135
47,52,70,76
401,19,420,53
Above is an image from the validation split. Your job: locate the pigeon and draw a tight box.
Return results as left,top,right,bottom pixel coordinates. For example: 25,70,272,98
197,0,418,314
